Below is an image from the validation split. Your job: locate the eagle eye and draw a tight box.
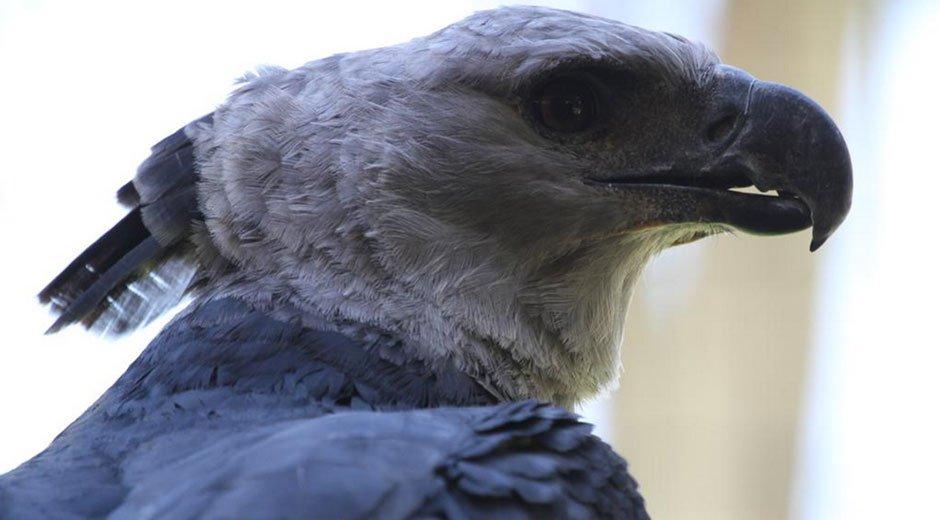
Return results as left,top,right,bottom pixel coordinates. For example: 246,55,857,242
531,76,599,134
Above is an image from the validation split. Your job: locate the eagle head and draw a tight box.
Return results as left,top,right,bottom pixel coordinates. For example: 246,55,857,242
49,6,852,406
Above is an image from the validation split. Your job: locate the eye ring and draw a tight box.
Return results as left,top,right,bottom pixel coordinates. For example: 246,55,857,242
530,75,600,134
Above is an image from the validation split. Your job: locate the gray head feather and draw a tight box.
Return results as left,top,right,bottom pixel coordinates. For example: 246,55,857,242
190,6,721,406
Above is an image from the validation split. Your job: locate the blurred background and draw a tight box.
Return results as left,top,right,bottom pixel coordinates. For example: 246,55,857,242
0,0,937,518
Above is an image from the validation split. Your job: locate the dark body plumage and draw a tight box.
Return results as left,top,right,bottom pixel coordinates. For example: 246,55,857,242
1,298,648,519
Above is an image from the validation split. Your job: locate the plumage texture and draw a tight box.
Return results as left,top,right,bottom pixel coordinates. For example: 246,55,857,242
183,7,720,405
1,299,647,519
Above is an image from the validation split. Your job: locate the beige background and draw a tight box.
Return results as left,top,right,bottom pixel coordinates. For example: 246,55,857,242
607,1,871,518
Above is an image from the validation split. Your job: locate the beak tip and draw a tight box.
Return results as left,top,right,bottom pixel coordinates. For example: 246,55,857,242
740,80,853,254
809,228,833,252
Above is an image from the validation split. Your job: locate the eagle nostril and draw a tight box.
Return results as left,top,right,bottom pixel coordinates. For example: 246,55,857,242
706,113,738,144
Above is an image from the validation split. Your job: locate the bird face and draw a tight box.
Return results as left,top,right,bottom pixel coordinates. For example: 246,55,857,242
195,7,852,403
362,8,850,259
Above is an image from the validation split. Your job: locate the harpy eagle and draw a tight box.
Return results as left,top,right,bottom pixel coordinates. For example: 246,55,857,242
1,6,851,519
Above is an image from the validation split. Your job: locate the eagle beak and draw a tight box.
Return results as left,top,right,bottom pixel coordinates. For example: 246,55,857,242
585,65,852,251
706,66,853,251
589,65,852,251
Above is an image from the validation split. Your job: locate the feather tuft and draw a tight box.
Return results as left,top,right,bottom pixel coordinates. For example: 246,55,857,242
39,114,213,335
